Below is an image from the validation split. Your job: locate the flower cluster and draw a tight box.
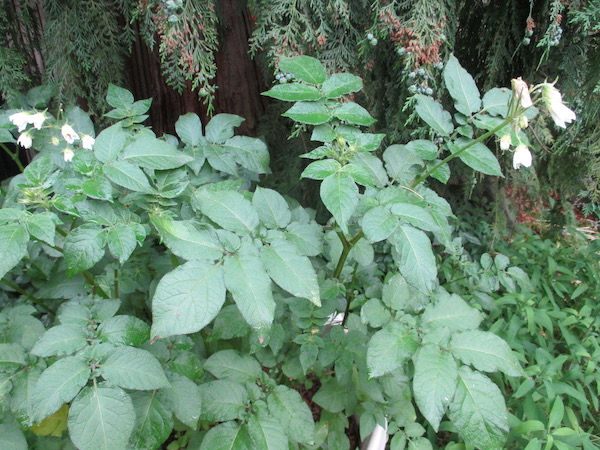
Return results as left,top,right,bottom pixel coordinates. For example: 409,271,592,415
9,110,95,162
499,78,576,170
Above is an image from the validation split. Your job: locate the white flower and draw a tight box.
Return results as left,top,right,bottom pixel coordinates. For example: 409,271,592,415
17,133,32,149
61,124,80,144
499,134,511,150
27,112,46,130
324,312,345,326
63,148,75,162
511,77,533,108
513,144,532,169
9,112,30,132
542,83,576,128
365,420,388,450
81,135,95,150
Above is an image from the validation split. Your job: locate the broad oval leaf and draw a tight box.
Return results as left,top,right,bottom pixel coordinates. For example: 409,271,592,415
267,385,315,445
443,54,482,115
283,101,333,125
175,112,203,147
367,321,419,378
103,161,155,194
422,293,482,331
406,140,438,160
128,390,173,450
123,136,193,170
0,224,29,280
224,240,275,329
391,225,437,294
413,344,458,431
449,330,524,377
68,384,136,450
106,223,137,264
334,102,376,126
31,324,88,357
195,189,259,234
483,88,511,118
101,346,170,390
30,356,91,424
199,421,252,450
63,225,106,277
205,113,244,144
223,135,270,174
97,315,150,347
151,260,226,339
252,187,292,229
361,206,399,243
204,349,262,383
414,95,454,136
160,372,202,428
279,56,327,84
106,84,134,110
198,380,248,422
301,159,341,180
93,123,127,164
247,414,289,450
448,367,509,450
322,73,363,98
320,172,358,235
389,203,440,234
449,137,503,177
284,221,324,257
262,238,320,306
263,83,322,101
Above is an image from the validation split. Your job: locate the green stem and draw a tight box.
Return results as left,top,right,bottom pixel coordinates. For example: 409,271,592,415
332,230,364,280
410,116,515,188
1,143,25,172
0,278,55,315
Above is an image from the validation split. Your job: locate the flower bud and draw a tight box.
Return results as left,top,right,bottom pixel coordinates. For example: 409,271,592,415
499,134,511,150
513,144,532,169
511,77,533,108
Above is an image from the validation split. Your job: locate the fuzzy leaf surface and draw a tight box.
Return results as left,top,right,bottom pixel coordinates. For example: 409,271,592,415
101,346,170,390
443,54,482,115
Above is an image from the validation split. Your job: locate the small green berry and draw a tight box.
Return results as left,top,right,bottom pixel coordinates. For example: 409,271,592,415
366,33,374,40
522,37,531,46
199,88,208,97
397,47,406,55
369,38,378,46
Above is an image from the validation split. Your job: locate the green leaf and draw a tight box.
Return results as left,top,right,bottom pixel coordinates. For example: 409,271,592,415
414,95,454,136
199,380,248,422
160,372,202,428
0,224,29,280
279,56,327,84
283,101,333,125
382,144,423,185
224,240,275,329
195,189,259,234
82,176,113,201
31,324,88,357
0,416,27,450
391,225,437,294
67,105,95,137
175,113,203,147
361,206,399,243
263,83,322,101
101,346,170,390
26,212,58,246
482,88,511,118
23,154,55,184
443,54,482,115
204,349,262,383
0,343,26,371
428,159,451,184
97,315,150,347
203,143,239,176
103,161,155,194
449,137,503,177
107,223,137,263
389,203,440,234
284,221,323,256
200,422,252,450
9,366,40,424
262,238,320,306
341,162,375,187
413,344,458,431
68,384,136,450
151,260,226,338
320,172,358,235
322,73,363,98
313,377,348,413
406,140,438,160
351,153,388,188
106,84,134,110
421,293,482,331
267,385,315,445
168,350,204,380
205,114,244,144
223,135,270,174
128,390,173,450
63,225,105,277
448,367,509,450
247,414,289,450
30,356,91,423
26,84,56,108
334,102,376,126
367,321,418,377
449,330,524,377
252,187,291,229
151,215,223,261
301,159,341,180
123,136,193,170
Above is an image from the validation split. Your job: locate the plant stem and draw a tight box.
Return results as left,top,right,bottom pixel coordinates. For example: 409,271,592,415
0,278,55,315
1,143,25,172
410,116,514,188
332,230,364,279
